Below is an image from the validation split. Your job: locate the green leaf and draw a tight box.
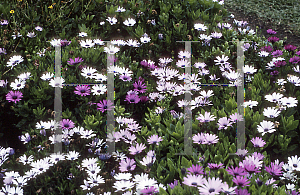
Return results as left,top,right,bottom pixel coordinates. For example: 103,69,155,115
181,156,192,168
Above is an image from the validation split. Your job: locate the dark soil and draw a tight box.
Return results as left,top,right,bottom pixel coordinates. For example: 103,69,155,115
224,6,300,49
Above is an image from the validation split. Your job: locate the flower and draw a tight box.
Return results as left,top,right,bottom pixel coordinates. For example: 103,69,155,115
74,85,91,96
116,6,126,12
217,117,233,130
268,37,280,43
67,57,84,65
187,164,204,175
140,36,151,44
284,44,297,51
289,56,300,64
123,18,136,26
263,107,281,118
35,26,43,31
267,29,277,34
18,133,31,144
232,176,251,187
288,155,300,172
10,10,14,14
6,91,23,104
258,51,269,57
125,94,140,104
183,174,204,187
129,143,146,155
106,17,117,25
257,120,276,136
198,177,225,194
49,77,65,88
119,157,136,172
78,32,87,37
81,67,97,79
114,173,132,181
60,119,75,130
280,97,298,108
214,55,229,65
265,92,283,103
250,137,266,147
113,180,135,192
65,151,80,161
7,55,24,68
133,80,147,93
178,51,191,59
40,72,54,81
194,23,208,31
104,45,120,54
10,79,26,90
196,112,216,123
96,99,114,113
147,135,163,145
80,39,95,48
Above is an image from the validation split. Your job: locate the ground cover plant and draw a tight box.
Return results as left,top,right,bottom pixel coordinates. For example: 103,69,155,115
0,0,300,194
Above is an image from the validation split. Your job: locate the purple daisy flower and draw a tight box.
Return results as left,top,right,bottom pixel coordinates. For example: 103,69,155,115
0,48,7,55
140,186,158,194
140,96,149,103
96,99,114,113
235,188,250,195
296,51,300,55
119,157,136,172
128,142,146,155
244,163,261,174
284,44,297,51
6,91,23,104
260,46,273,52
267,29,277,34
217,117,233,130
168,180,179,189
125,94,140,104
208,163,224,170
289,56,300,64
250,137,266,147
192,133,206,144
60,119,75,130
119,74,132,82
271,50,283,57
74,85,91,96
133,80,147,93
187,164,204,175
265,162,283,177
232,176,251,187
226,166,248,176
268,37,280,43
67,57,84,65
60,39,71,47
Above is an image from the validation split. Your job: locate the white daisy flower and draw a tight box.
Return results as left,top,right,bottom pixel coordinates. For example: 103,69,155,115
78,32,88,37
40,72,54,81
17,72,31,81
116,6,126,12
81,67,97,79
99,21,105,25
91,85,107,95
49,38,61,47
258,51,269,57
257,120,276,136
91,73,107,82
106,17,117,25
104,45,120,54
126,39,140,47
49,77,65,88
93,39,105,45
123,18,136,26
140,36,151,43
10,79,26,90
80,39,95,48
194,23,208,31
27,32,36,38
